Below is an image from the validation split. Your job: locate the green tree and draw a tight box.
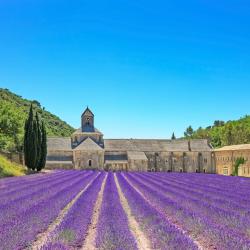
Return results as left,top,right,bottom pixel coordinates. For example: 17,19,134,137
184,126,194,138
232,157,245,176
171,132,176,140
0,101,23,152
24,106,47,171
24,105,38,170
35,112,42,169
37,121,47,171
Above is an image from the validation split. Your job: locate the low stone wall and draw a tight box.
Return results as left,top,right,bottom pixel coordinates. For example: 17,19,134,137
45,161,74,170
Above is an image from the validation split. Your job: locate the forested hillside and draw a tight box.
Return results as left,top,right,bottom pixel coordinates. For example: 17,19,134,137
0,88,74,152
184,116,250,148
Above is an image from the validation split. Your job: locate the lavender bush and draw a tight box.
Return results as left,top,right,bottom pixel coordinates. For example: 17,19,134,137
95,173,137,250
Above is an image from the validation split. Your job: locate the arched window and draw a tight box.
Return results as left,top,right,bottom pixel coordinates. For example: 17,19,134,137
88,159,92,167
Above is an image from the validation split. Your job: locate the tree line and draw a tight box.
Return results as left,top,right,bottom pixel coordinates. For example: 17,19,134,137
183,117,250,148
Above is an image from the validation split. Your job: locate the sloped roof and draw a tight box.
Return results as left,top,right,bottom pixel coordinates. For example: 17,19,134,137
82,107,94,117
104,139,137,151
104,139,211,152
190,139,213,151
214,144,250,152
72,127,103,135
74,137,104,151
47,137,211,152
127,151,148,161
47,137,72,151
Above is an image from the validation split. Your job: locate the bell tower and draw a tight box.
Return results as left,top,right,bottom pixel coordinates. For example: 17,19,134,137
81,107,94,132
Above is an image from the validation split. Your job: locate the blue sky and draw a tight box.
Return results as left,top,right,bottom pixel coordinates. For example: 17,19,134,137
0,0,250,138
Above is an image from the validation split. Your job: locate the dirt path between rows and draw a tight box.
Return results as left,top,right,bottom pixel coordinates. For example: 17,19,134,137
122,173,205,250
29,173,100,250
81,173,108,250
114,173,151,250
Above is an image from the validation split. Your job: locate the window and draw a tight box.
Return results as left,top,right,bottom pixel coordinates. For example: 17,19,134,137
223,168,228,175
88,160,92,167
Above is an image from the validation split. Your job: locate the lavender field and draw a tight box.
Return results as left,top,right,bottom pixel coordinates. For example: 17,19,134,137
0,171,250,250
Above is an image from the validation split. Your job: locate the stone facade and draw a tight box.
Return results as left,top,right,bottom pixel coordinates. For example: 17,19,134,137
214,145,250,177
46,107,214,172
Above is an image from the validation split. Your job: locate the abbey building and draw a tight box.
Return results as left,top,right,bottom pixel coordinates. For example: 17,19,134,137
46,107,215,172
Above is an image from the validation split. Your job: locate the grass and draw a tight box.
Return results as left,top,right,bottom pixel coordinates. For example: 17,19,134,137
0,154,27,178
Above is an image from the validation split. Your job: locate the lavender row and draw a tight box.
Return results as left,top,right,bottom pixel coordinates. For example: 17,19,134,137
116,173,198,250
130,173,250,235
0,170,69,197
142,172,250,207
0,171,98,250
153,172,250,195
42,172,105,249
127,173,250,243
0,170,84,205
135,172,250,215
0,171,92,226
95,173,137,250
124,173,250,249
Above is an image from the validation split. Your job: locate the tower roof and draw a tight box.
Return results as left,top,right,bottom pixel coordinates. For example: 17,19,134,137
82,106,94,117
74,137,104,151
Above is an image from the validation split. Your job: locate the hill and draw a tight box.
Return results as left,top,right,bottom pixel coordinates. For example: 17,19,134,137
0,154,26,177
0,88,74,152
184,116,250,148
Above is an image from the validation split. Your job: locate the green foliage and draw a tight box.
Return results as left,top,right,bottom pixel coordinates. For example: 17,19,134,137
184,115,250,148
184,126,194,138
0,88,74,152
232,157,245,176
0,154,26,178
24,105,47,171
171,132,176,140
37,121,47,171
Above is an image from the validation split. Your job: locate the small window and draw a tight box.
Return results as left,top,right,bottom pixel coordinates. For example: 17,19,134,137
223,168,228,175
88,160,92,167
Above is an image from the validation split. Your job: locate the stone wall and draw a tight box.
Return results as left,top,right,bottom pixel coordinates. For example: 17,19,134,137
145,151,214,173
74,150,104,170
128,159,148,171
215,150,250,177
47,150,73,161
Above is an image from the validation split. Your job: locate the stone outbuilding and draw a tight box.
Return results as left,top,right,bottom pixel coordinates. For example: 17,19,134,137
214,144,250,177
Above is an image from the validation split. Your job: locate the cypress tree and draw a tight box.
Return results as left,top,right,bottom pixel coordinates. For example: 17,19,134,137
24,105,37,170
37,121,47,171
171,132,176,140
35,112,42,169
